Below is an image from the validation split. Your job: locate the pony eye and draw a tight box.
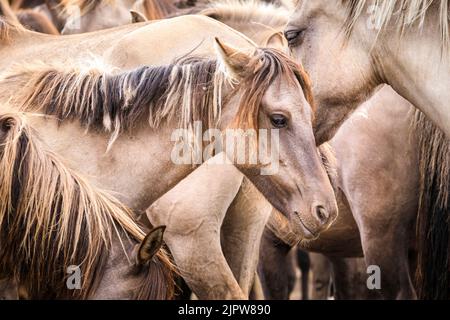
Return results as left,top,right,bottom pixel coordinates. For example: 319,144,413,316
284,28,305,47
270,114,288,128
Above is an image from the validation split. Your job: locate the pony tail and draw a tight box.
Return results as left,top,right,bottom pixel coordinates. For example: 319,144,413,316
413,110,450,300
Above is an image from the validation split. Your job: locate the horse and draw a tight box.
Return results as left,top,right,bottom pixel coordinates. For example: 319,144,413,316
285,0,450,299
125,0,450,299
285,0,450,143
0,15,337,299
0,112,174,299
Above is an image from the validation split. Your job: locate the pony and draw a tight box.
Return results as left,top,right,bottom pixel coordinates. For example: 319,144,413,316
0,112,175,299
285,0,450,142
0,15,337,299
141,0,448,299
285,0,450,299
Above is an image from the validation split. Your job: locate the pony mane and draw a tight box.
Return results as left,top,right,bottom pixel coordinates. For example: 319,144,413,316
0,113,175,299
343,0,450,50
200,0,289,29
2,48,314,148
140,0,178,20
412,109,450,299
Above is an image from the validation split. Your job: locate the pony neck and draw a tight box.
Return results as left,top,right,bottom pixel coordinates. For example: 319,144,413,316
373,31,450,139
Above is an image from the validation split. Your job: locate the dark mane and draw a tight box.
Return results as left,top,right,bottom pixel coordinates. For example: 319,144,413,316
3,48,314,146
413,110,450,299
0,113,175,299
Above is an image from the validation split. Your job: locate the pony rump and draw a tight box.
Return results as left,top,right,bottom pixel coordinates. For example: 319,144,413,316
413,110,450,299
0,113,174,299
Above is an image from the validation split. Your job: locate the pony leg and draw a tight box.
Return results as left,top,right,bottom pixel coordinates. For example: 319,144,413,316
249,272,265,300
358,224,417,300
257,228,297,300
220,177,272,297
146,157,246,300
309,253,331,300
348,192,417,299
297,249,311,300
328,256,380,300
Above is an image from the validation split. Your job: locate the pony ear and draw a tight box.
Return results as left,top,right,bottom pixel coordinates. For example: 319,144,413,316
137,226,166,264
130,10,147,23
214,37,255,80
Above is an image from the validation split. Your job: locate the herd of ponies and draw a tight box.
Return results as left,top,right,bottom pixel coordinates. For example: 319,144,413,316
0,0,448,300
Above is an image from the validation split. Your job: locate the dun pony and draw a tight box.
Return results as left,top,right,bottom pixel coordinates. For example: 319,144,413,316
0,112,175,299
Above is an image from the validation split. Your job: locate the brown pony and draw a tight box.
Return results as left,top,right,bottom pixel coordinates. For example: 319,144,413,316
0,112,175,299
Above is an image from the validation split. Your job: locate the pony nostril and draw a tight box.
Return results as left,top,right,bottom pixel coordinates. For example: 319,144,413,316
314,205,329,225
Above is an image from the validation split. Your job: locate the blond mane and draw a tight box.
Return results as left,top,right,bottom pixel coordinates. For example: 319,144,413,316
343,0,450,50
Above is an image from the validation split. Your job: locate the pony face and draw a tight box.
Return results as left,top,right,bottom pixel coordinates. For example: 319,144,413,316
216,39,338,239
285,0,378,145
